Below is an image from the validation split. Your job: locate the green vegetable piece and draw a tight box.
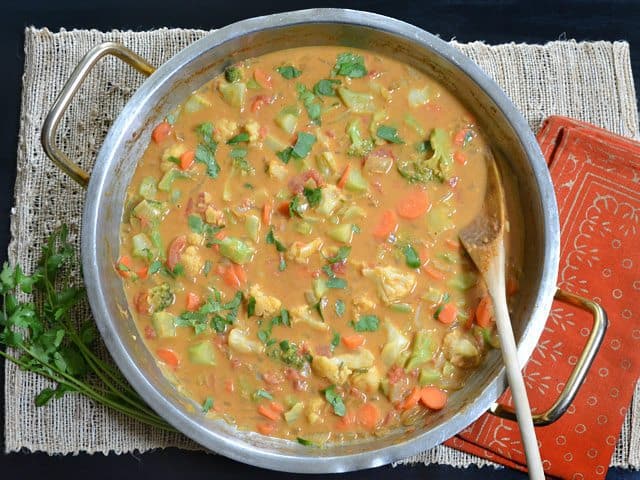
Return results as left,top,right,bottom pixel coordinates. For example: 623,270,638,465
427,206,454,235
419,368,442,386
252,388,274,401
131,233,153,260
139,177,158,200
296,83,322,125
405,330,436,370
404,113,426,137
344,168,368,192
184,93,212,113
408,87,429,108
332,52,367,78
284,401,304,423
323,385,346,416
334,300,345,317
218,236,255,265
188,341,216,366
313,278,328,299
328,224,354,244
245,214,261,243
376,125,404,144
397,128,453,183
292,132,317,159
326,277,347,289
225,66,243,83
351,315,379,332
158,167,187,192
202,397,214,413
148,283,174,312
264,134,289,152
316,185,342,217
132,200,170,226
294,221,313,235
195,141,220,179
152,311,177,338
227,132,250,144
346,120,374,158
303,186,322,208
448,272,478,291
275,111,299,134
402,245,421,268
337,87,375,113
390,303,413,313
314,79,340,96
219,82,247,108
276,65,302,79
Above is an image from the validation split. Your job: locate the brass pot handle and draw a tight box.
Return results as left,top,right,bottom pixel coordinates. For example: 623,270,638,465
41,42,156,187
489,288,608,426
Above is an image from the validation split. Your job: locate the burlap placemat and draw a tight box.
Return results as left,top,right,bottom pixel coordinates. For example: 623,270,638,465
6,26,639,470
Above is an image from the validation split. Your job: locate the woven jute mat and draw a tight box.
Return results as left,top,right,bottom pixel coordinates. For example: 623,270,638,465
6,27,639,469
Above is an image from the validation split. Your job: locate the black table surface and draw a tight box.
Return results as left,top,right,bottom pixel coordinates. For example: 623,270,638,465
1,1,639,478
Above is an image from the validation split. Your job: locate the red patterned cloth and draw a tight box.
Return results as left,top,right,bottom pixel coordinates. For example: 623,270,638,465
445,116,640,479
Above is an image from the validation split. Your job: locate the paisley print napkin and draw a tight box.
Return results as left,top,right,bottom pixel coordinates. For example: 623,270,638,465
445,116,640,479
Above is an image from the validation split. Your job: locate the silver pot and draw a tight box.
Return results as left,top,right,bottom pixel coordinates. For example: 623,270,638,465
41,9,607,473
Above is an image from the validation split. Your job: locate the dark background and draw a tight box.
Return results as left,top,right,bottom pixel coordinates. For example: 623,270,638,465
1,1,639,478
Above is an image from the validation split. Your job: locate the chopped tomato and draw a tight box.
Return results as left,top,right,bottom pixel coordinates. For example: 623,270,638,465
166,235,187,270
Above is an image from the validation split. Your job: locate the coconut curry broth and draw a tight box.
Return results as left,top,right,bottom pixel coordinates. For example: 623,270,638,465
118,46,518,443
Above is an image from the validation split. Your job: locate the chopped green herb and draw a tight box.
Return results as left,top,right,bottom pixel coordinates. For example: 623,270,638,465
166,155,180,165
278,256,287,272
297,437,316,446
176,290,243,334
289,195,304,218
376,125,404,144
327,246,351,264
195,122,220,178
434,304,445,320
333,52,367,78
296,84,322,125
326,277,347,289
303,187,322,208
330,331,341,352
403,245,422,268
276,65,302,79
148,260,163,275
351,315,380,332
292,132,316,159
314,79,340,96
227,132,250,144
252,388,274,401
202,260,212,277
266,228,287,252
202,397,214,413
334,300,346,317
243,183,254,190
463,129,474,147
276,147,294,164
323,385,346,416
247,296,256,317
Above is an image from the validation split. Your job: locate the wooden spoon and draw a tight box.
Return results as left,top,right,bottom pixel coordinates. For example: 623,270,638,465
459,153,545,480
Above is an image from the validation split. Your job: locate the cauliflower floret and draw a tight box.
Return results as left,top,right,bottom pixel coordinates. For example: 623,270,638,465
161,143,187,163
334,348,375,370
306,397,325,425
443,329,481,369
287,237,323,264
181,245,204,277
148,283,174,312
362,265,416,304
244,120,260,143
290,305,329,332
266,158,288,181
248,284,282,317
212,119,238,143
381,319,410,367
311,355,352,385
351,366,381,393
352,294,376,312
187,232,204,246
228,328,264,355
205,205,226,226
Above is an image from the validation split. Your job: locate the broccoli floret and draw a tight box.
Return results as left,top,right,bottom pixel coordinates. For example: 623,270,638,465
224,66,243,83
346,120,374,158
148,283,174,312
397,128,453,183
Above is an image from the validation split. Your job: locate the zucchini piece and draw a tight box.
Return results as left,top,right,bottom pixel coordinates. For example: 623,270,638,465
316,185,342,216
284,401,304,424
408,87,429,108
328,223,354,244
337,87,375,113
184,92,212,113
344,168,368,192
245,214,261,243
139,177,158,200
313,278,328,299
132,233,153,260
264,134,289,152
295,221,313,235
418,368,441,386
152,311,176,338
448,272,478,291
219,82,247,108
158,168,188,192
132,199,169,223
275,113,298,135
426,206,454,234
405,330,436,371
219,236,255,264
188,341,216,366
404,113,426,137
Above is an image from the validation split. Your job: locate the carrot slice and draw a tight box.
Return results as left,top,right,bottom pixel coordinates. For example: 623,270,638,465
221,265,241,289
233,264,247,284
262,202,273,225
269,401,285,414
453,128,469,147
423,264,446,281
397,386,422,411
337,164,352,189
116,255,134,278
166,235,187,270
186,292,201,312
420,386,448,410
277,201,291,217
356,402,381,430
397,190,431,219
254,68,272,89
372,209,398,240
436,302,458,325
453,151,467,165
156,348,180,367
475,295,494,328
342,333,365,350
336,410,355,430
152,121,171,144
179,150,195,170
257,422,276,435
134,291,150,314
258,404,280,421
136,267,149,280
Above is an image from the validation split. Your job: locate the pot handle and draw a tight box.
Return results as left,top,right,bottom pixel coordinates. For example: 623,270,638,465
489,288,607,426
41,42,156,187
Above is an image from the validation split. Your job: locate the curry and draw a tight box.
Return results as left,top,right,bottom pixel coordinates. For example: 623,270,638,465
117,46,518,445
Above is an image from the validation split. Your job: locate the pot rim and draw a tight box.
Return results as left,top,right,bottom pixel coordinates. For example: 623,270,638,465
81,8,560,473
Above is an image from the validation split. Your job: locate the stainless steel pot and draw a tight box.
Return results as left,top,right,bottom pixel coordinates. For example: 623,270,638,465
41,9,607,473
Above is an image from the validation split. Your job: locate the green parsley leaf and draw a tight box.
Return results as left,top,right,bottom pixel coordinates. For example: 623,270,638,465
334,300,346,317
323,385,346,416
247,296,256,317
332,52,367,78
351,315,380,332
266,229,287,252
403,245,421,268
326,277,347,289
202,397,214,413
303,187,322,208
227,132,250,144
252,388,274,401
327,246,351,264
276,147,294,164
166,155,180,165
314,79,340,96
376,125,404,144
330,331,341,352
276,65,302,79
296,83,322,125
195,143,220,178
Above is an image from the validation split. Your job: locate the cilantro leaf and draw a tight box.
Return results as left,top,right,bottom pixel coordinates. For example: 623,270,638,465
376,125,404,144
327,246,351,264
276,147,294,164
296,83,322,125
252,388,274,401
195,143,220,178
402,245,421,268
323,385,346,416
332,52,367,78
326,277,347,289
314,79,340,96
276,65,302,79
303,187,322,208
247,296,256,317
351,315,380,332
202,397,214,413
334,300,346,317
330,331,341,352
227,132,250,144
266,228,286,252
292,132,316,159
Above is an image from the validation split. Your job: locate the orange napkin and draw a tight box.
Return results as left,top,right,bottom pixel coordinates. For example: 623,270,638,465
444,116,640,479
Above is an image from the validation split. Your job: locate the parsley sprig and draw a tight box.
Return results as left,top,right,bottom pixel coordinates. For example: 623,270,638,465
0,226,174,431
